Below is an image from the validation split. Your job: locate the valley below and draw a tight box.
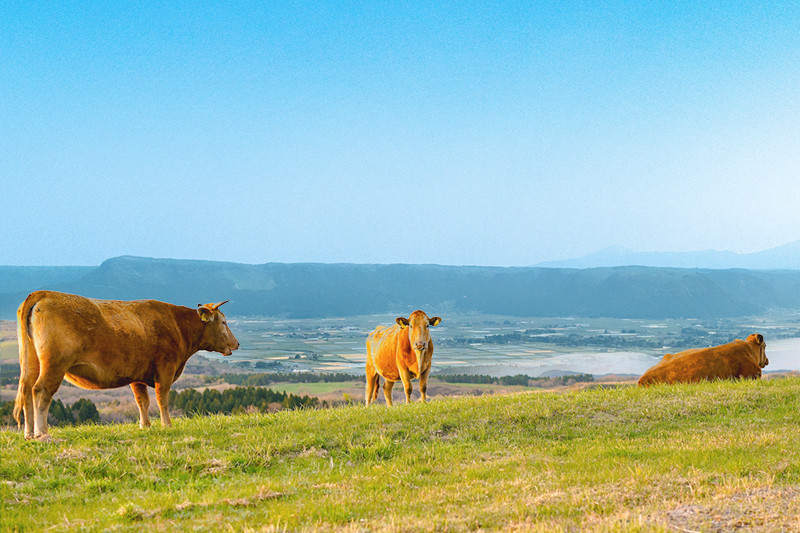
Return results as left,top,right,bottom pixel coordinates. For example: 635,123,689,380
2,312,799,426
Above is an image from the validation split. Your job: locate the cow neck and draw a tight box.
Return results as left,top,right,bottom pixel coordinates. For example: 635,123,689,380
396,329,417,365
746,342,761,366
177,306,209,356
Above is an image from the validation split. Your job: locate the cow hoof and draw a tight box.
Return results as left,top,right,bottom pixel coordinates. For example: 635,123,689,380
33,434,65,443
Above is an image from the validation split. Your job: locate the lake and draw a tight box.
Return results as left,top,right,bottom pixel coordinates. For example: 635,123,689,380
446,337,800,378
764,337,800,372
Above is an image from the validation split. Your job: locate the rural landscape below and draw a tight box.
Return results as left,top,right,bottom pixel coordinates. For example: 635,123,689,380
2,255,799,423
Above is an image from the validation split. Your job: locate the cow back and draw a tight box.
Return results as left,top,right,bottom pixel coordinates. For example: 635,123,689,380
638,336,766,386
23,291,204,389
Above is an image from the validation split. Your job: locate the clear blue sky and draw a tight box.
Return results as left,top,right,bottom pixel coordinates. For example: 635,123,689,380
2,2,799,266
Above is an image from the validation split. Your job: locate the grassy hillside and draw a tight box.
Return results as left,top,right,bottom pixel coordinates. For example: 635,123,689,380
2,378,800,531
4,255,800,319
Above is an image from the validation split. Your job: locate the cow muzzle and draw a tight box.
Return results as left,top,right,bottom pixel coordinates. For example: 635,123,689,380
223,341,239,356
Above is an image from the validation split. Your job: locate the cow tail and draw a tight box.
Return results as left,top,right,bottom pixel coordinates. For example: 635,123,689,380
13,292,42,428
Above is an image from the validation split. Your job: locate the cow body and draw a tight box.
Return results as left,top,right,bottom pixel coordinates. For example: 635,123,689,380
638,334,768,386
365,310,441,406
14,291,239,440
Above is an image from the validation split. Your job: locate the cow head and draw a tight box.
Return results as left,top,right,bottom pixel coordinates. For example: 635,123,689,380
396,310,442,370
746,333,768,368
197,301,240,356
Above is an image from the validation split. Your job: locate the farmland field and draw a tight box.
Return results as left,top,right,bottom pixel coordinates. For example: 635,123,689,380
4,312,799,378
209,312,800,377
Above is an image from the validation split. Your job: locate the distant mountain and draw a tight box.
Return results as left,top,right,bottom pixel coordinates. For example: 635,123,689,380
0,266,94,294
3,256,800,320
537,240,800,269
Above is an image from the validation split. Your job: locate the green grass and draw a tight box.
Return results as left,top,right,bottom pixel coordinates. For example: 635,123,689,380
2,378,800,532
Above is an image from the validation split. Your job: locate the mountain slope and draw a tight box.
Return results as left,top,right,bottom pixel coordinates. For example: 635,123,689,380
3,256,800,319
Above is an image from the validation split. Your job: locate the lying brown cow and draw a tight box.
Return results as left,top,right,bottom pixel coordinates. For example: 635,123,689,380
13,290,239,440
366,310,441,406
638,334,768,386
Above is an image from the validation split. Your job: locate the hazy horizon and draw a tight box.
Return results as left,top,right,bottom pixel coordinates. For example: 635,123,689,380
3,237,800,269
3,3,799,267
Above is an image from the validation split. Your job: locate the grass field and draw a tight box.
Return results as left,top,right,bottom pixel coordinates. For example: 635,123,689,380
2,377,800,532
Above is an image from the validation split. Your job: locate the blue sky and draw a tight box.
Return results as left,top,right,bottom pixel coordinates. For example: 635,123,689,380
2,2,799,266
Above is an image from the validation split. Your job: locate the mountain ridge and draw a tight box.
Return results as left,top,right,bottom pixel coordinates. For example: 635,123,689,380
537,240,800,269
2,256,800,320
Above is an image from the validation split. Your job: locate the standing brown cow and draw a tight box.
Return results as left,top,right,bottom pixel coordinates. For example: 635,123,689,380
13,290,239,440
638,334,768,386
365,310,441,406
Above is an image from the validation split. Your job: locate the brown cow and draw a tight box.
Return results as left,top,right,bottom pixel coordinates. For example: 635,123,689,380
13,290,239,440
365,310,441,406
638,334,768,386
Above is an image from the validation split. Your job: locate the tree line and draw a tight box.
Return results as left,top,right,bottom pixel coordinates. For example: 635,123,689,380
168,386,324,415
0,397,100,427
0,386,324,428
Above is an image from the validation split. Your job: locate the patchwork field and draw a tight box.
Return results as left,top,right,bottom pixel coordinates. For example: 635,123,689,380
210,312,800,377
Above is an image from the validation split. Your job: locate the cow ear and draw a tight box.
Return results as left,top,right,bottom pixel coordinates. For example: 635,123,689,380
429,316,442,327
757,334,764,344
197,305,213,322
396,317,409,328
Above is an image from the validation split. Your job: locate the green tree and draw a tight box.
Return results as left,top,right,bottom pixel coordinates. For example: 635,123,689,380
71,398,100,424
48,399,75,426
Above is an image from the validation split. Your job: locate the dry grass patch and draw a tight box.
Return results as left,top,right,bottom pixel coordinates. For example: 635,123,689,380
659,486,800,532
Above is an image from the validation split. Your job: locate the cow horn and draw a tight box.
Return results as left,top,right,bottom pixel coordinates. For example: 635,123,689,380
214,300,230,310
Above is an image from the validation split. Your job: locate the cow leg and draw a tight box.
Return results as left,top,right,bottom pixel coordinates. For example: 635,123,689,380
382,380,395,406
418,367,431,403
365,364,379,406
398,368,414,404
130,383,151,428
366,374,380,406
18,376,36,439
17,335,40,439
154,380,173,427
31,367,65,440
